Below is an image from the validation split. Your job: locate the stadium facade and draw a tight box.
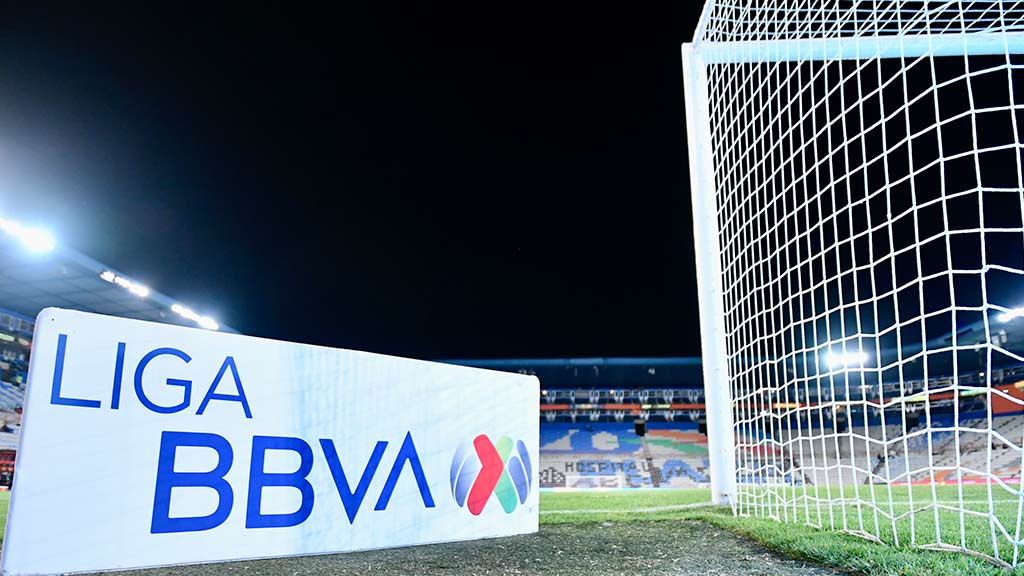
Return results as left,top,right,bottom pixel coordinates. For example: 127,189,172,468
0,216,720,492
0,216,232,486
7,213,1024,496
444,358,713,489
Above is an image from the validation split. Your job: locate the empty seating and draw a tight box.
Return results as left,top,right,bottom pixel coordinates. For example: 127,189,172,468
764,411,1024,486
0,381,22,411
539,423,710,489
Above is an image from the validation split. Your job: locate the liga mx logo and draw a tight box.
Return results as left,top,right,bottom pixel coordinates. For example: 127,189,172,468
450,434,532,515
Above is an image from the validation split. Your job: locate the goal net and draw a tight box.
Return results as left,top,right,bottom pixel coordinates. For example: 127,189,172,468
683,1,1024,567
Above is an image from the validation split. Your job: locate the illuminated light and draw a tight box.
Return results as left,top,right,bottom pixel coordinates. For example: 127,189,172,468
998,307,1024,323
171,303,218,330
197,317,219,331
19,227,55,253
101,271,150,299
172,304,199,322
825,349,869,369
0,217,56,254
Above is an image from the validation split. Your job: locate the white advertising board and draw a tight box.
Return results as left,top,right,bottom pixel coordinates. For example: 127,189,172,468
1,309,538,575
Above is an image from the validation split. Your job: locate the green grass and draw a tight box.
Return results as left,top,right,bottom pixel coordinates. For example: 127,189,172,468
740,484,1024,565
540,487,711,512
0,491,8,541
2,486,1023,574
540,486,1024,576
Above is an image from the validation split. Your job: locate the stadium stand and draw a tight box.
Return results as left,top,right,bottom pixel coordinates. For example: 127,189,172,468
448,358,713,489
0,216,234,333
539,422,710,489
0,309,32,390
7,210,1024,494
0,382,23,412
0,216,236,485
4,330,1022,492
0,308,29,477
1,220,720,493
744,409,1024,487
451,358,1024,491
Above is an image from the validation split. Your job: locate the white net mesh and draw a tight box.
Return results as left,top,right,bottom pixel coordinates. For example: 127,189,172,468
687,0,1024,567
697,2,1024,41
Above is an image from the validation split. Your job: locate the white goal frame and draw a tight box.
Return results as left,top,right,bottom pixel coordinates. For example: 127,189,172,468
684,1,1024,567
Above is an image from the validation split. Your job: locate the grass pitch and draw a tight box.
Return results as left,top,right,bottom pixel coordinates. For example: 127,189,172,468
2,487,1024,574
541,486,1024,575
736,483,1024,567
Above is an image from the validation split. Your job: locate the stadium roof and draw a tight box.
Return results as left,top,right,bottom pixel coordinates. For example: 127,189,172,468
0,216,235,333
442,357,704,389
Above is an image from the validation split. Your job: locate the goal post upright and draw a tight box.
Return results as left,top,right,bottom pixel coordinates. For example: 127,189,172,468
682,42,735,507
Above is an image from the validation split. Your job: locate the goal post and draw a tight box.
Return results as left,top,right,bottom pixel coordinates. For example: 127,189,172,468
683,43,736,507
684,1,1024,567
696,32,1024,64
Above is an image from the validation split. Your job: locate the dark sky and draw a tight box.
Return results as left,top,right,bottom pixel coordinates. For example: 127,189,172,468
0,2,703,359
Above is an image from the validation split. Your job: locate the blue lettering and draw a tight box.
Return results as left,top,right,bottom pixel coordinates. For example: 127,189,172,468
134,347,192,414
50,334,101,408
149,431,436,532
246,436,314,528
320,439,387,524
196,357,252,418
151,431,234,534
375,432,435,511
110,342,126,410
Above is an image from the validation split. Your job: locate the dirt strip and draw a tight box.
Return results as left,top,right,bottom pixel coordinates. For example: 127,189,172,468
108,521,843,576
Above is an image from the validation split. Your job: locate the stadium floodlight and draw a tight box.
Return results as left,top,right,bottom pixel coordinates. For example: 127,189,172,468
997,308,1024,323
100,270,150,299
171,303,219,331
0,217,56,254
197,316,219,331
17,227,55,253
824,350,868,370
684,0,1024,567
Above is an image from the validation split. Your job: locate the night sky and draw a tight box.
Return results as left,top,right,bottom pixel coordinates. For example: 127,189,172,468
1,3,704,359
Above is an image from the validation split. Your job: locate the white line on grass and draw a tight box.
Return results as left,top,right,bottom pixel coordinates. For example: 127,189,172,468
541,502,716,515
785,499,1021,505
542,500,1024,516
